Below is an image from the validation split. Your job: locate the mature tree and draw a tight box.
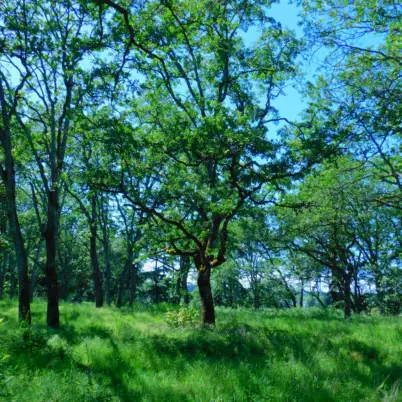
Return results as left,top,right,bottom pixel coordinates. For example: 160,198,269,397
279,157,401,316
302,0,402,210
65,141,105,308
0,9,31,321
2,0,102,326
94,0,330,324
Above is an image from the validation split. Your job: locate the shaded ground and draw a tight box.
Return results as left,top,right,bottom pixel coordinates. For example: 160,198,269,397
0,300,401,401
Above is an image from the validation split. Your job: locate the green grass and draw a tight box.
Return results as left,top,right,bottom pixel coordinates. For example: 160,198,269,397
0,300,401,401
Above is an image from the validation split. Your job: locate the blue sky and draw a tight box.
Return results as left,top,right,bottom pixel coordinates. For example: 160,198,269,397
267,1,307,122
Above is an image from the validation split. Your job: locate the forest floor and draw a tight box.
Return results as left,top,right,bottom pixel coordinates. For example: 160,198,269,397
0,300,401,402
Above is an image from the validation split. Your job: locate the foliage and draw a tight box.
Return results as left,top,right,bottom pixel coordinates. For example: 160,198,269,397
0,0,400,331
165,306,199,328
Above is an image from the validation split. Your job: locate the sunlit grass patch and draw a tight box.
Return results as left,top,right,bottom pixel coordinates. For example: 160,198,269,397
0,301,401,401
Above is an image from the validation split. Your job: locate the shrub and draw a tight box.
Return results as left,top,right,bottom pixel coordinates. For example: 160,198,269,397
47,335,69,358
166,307,199,327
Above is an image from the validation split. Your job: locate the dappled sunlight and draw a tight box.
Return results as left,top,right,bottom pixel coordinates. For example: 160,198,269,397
1,301,401,401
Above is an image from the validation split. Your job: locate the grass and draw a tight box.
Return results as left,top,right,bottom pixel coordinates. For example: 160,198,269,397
0,300,401,401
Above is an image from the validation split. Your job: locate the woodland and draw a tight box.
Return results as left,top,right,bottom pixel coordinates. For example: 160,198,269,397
0,0,401,400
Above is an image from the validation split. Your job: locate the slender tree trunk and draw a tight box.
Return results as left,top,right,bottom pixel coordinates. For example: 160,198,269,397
330,268,342,304
153,260,159,304
0,252,6,300
353,270,365,314
299,278,304,307
99,198,111,306
310,292,327,309
0,78,31,323
129,262,137,306
90,196,103,308
253,286,261,309
372,270,385,313
116,266,127,308
277,268,297,307
44,190,60,328
177,255,190,304
181,266,190,305
194,256,215,324
2,147,31,321
116,265,128,308
344,274,352,318
102,230,111,306
116,246,134,307
9,252,16,299
30,241,43,302
175,275,181,304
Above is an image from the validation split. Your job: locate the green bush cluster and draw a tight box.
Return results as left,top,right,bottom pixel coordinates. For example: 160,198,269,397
165,306,199,327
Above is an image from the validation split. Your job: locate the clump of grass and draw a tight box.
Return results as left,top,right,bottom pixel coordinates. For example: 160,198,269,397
0,300,401,401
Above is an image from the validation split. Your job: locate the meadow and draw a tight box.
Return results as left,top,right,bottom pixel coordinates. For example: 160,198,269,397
0,300,401,402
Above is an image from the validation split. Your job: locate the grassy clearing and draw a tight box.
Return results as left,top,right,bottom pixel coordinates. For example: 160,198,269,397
0,300,401,402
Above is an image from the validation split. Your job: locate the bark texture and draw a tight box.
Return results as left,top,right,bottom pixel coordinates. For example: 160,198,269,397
44,190,60,328
90,195,103,308
194,256,215,324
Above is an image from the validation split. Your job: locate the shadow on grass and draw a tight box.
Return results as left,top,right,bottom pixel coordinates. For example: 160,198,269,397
138,323,402,400
2,306,401,401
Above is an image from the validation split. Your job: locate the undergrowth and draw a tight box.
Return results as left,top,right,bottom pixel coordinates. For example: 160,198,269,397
0,300,401,401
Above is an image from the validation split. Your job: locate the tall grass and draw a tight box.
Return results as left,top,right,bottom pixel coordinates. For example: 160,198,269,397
0,300,401,401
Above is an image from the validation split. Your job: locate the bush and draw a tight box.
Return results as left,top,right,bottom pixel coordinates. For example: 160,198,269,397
47,335,69,358
166,307,199,327
6,326,48,353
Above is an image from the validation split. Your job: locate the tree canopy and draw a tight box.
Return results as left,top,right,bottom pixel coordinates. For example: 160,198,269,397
0,0,401,325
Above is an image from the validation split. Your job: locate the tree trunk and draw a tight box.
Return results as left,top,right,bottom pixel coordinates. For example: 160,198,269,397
116,266,127,308
299,278,304,307
353,270,366,314
253,288,261,309
44,190,60,328
177,255,190,304
194,256,215,324
116,265,128,308
0,78,31,323
99,198,111,306
2,152,31,322
30,241,43,301
102,232,111,306
372,270,385,314
344,274,352,318
330,268,342,304
152,259,160,304
310,292,327,309
116,246,134,307
277,268,297,308
90,196,103,308
0,252,7,300
9,252,16,299
182,267,190,305
129,262,137,306
175,275,181,304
